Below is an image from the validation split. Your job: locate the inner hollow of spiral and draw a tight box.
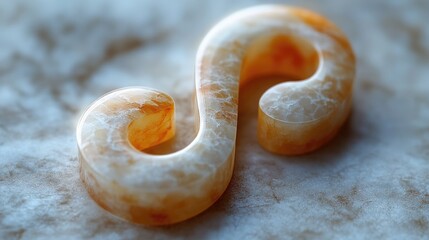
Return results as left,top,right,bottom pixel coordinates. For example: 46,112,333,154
240,33,320,83
130,33,320,154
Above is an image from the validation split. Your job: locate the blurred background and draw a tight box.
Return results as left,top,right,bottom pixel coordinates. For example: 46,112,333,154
0,0,428,239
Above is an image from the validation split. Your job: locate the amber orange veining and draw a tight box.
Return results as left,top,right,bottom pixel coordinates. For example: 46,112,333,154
76,5,355,225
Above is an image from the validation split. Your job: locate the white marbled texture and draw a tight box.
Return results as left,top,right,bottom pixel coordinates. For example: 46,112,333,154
1,0,429,239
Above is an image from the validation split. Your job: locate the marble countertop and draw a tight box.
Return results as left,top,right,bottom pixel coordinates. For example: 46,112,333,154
1,0,428,239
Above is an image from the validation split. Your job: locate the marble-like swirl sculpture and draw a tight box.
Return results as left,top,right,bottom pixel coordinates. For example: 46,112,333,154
76,5,355,225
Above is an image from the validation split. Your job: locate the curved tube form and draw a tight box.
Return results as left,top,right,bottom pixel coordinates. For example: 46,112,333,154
77,5,355,225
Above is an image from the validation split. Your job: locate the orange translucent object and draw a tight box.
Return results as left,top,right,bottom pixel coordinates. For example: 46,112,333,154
76,5,355,225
